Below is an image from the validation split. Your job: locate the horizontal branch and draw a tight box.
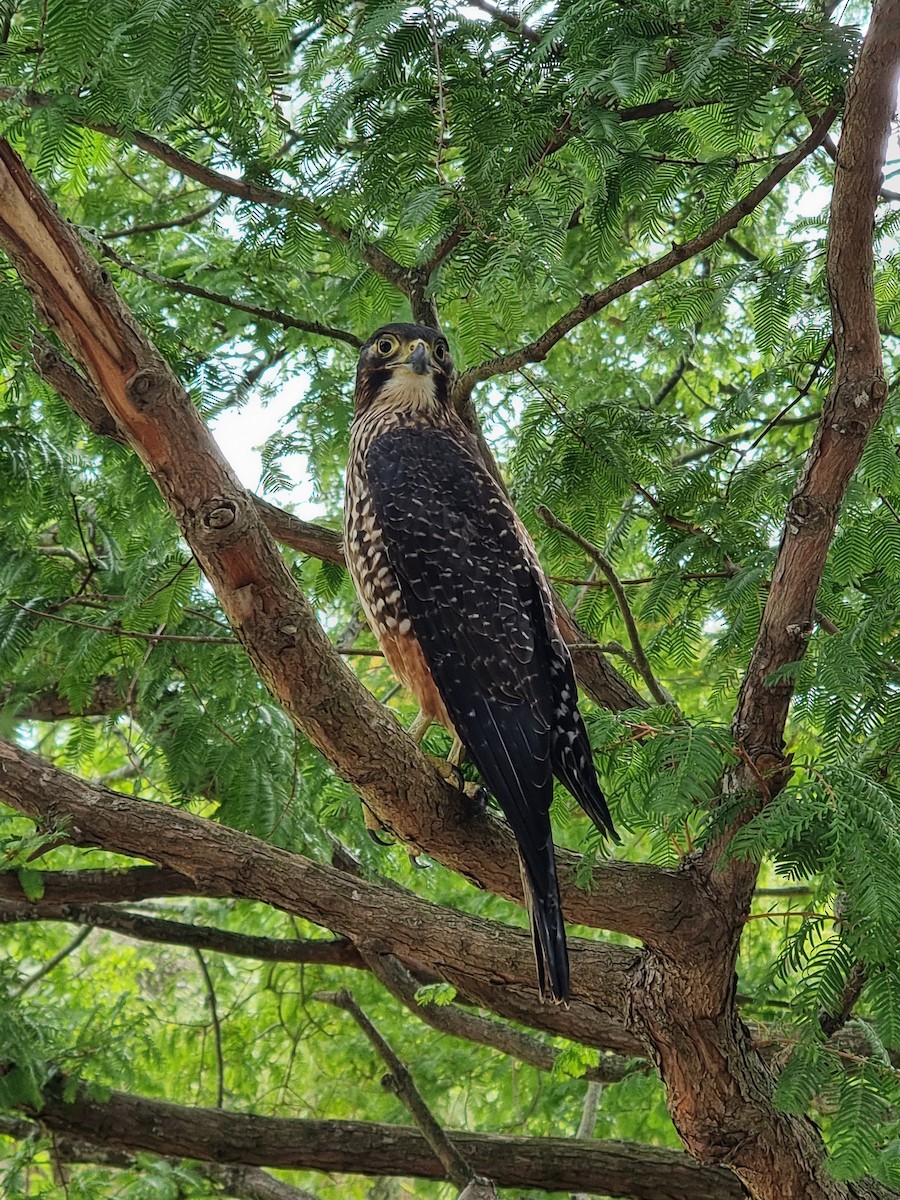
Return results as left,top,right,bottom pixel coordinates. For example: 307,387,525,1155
0,1116,320,1200
0,899,365,969
0,865,210,904
455,111,836,395
101,198,223,240
22,1079,749,1200
0,737,644,1053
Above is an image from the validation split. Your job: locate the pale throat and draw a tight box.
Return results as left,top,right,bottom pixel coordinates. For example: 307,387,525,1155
372,367,442,415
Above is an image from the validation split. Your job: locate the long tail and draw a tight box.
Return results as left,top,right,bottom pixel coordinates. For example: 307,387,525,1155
518,845,569,1003
449,695,570,1001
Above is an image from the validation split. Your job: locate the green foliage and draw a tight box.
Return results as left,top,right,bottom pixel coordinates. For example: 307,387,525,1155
0,0,897,1194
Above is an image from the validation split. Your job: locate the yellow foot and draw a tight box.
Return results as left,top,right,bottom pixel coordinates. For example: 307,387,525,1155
426,754,486,805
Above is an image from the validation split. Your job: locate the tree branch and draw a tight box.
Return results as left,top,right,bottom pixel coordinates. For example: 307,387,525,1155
318,988,492,1195
454,111,836,397
101,198,223,240
466,0,540,42
627,8,900,1198
0,898,366,968
96,238,362,347
17,1078,750,1200
0,1116,323,1200
537,506,677,710
0,866,211,904
10,924,91,997
0,737,645,1053
727,10,898,797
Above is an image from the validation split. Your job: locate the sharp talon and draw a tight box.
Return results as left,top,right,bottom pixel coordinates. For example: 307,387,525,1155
368,827,394,846
408,852,430,870
466,783,488,811
426,753,467,792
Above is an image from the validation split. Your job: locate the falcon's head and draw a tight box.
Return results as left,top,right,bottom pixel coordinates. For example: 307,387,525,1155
354,323,454,416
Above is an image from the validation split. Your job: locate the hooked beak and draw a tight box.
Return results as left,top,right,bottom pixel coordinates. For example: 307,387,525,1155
407,342,430,375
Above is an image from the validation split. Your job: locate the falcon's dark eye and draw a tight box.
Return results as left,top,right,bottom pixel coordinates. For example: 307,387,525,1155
376,336,397,356
434,342,448,362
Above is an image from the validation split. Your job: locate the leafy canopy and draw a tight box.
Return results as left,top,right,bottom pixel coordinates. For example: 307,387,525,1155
0,0,899,1195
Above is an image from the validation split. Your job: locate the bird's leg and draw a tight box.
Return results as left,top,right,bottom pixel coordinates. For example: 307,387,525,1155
408,709,433,744
425,728,485,806
448,734,466,768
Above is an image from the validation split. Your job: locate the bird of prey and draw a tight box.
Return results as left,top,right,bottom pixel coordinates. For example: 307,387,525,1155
344,323,618,1002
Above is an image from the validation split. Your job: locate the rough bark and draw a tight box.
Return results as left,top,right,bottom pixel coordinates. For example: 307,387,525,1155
20,1081,749,1200
0,737,643,1055
626,5,900,1200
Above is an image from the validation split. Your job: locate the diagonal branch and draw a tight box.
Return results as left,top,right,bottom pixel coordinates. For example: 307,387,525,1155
454,111,836,398
537,506,677,710
96,238,362,347
318,989,493,1195
726,5,900,812
625,8,900,1200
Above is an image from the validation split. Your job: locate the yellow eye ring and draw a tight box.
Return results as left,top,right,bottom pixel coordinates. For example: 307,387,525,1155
376,336,397,356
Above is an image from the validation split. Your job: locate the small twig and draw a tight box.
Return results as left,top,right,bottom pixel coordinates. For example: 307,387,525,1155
11,925,92,997
550,571,735,589
101,198,222,239
6,600,238,644
316,989,495,1196
723,342,832,502
466,0,540,42
536,507,678,711
194,950,225,1108
94,238,362,348
743,910,829,921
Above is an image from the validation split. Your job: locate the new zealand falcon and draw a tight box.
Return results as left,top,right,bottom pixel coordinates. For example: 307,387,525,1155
344,323,618,1002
